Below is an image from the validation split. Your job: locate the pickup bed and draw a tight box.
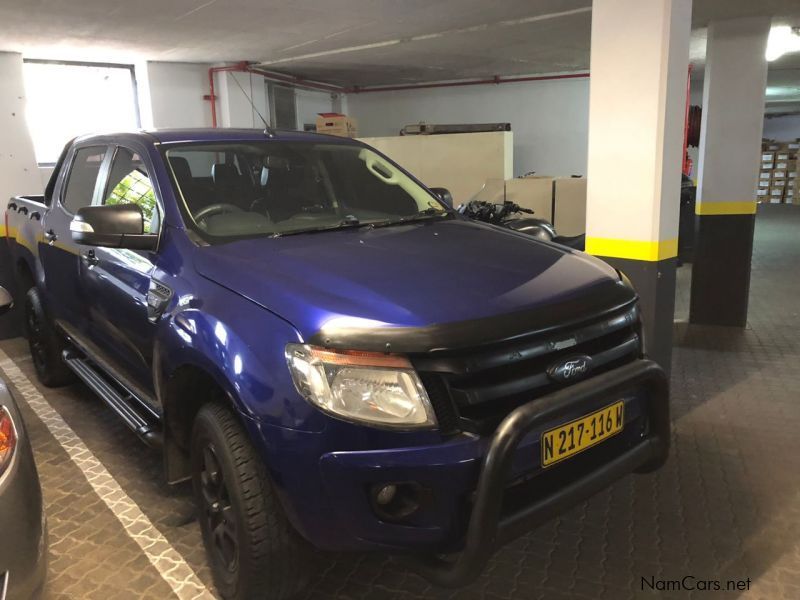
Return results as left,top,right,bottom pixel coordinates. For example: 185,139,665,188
6,129,669,599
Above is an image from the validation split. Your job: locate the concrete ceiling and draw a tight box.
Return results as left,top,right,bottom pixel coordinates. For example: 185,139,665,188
1,0,800,108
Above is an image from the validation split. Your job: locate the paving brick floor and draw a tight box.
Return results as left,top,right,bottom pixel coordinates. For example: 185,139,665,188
5,204,800,599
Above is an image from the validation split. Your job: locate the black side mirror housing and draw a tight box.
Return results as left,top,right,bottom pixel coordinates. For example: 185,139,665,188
70,204,157,251
429,187,453,208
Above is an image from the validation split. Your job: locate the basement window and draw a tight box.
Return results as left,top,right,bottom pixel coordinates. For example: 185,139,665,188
23,59,140,165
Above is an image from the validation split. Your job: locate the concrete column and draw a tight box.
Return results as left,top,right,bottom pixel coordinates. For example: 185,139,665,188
0,52,42,338
585,0,692,371
690,18,770,326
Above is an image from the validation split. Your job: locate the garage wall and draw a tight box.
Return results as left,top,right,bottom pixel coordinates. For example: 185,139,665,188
762,115,800,141
295,88,335,130
147,62,214,128
346,76,590,177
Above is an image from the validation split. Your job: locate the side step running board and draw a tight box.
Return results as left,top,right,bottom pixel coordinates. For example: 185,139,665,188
63,351,163,448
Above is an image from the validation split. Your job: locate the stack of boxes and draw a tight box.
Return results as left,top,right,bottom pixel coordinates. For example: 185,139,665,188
758,139,800,204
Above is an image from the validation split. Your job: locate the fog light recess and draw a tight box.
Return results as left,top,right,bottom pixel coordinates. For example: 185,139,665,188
369,482,425,522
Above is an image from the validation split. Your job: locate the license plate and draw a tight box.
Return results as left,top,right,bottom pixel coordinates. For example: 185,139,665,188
541,401,624,467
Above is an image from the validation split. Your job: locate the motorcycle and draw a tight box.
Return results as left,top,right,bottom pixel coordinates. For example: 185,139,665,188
457,200,586,251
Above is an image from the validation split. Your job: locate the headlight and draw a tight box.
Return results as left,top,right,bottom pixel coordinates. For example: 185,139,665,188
285,344,437,429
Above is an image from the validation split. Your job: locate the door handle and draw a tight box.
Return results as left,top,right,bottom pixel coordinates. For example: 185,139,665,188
83,250,100,267
30,211,41,221
44,229,57,245
18,206,28,216
7,202,17,212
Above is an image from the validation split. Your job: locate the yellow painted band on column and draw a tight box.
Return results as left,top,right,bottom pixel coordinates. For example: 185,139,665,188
585,237,678,261
695,201,757,216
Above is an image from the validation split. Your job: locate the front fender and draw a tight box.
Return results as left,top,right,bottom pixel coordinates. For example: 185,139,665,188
154,300,328,433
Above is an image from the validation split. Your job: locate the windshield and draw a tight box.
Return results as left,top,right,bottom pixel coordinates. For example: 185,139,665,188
164,141,448,242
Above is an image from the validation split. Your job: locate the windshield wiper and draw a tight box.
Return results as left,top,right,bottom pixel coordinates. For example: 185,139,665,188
369,209,452,229
271,211,450,237
271,217,376,237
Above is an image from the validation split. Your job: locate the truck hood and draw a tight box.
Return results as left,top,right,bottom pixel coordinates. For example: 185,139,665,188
193,218,635,352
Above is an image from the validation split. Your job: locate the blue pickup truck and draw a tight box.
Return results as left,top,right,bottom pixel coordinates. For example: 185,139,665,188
6,128,669,599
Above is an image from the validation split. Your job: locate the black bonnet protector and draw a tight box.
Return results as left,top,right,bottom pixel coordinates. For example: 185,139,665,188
308,279,637,354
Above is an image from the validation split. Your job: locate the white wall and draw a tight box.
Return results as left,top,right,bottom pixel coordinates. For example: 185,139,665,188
762,114,800,141
346,77,590,177
147,62,214,128
219,71,269,128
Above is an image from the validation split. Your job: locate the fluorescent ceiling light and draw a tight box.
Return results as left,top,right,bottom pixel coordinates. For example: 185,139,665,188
766,25,800,61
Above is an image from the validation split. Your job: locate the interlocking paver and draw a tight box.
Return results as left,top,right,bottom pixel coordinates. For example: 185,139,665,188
3,204,799,598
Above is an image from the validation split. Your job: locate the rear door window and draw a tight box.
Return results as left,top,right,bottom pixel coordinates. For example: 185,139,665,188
61,146,108,213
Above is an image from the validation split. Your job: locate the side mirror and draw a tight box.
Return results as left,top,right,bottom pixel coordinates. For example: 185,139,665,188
0,286,13,317
70,204,157,251
429,187,453,208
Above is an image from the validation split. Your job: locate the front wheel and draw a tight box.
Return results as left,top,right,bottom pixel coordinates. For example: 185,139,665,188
24,287,74,387
191,403,312,600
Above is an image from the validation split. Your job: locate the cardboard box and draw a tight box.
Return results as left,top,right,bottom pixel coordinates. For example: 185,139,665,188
316,113,358,137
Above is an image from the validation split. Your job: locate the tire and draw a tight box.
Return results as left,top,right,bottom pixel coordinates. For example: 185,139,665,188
24,287,74,387
191,403,312,600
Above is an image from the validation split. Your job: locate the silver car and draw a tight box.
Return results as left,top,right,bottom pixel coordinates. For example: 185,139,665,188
0,286,46,599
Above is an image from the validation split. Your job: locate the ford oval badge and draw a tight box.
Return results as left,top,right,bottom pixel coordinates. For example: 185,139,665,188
547,355,593,383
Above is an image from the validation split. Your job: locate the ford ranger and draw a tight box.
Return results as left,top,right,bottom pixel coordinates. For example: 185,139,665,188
6,129,669,600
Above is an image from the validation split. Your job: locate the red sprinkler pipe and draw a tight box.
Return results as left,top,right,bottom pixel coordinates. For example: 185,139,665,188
682,64,693,176
350,72,589,94
206,62,251,127
205,62,348,127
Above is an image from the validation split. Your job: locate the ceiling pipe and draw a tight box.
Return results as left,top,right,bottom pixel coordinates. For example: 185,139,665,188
349,72,590,94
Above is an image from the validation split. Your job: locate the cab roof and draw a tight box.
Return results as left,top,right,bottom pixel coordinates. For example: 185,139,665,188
73,128,359,147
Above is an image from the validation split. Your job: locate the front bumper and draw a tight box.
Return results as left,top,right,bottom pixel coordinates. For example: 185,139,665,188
255,359,668,574
412,359,669,587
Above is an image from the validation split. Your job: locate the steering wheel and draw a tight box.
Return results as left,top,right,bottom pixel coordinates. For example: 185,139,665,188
193,203,243,222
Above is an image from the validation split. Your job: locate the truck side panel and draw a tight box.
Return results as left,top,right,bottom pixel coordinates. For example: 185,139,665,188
6,195,47,291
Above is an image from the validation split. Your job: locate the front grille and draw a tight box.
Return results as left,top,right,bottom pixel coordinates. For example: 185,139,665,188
413,303,641,435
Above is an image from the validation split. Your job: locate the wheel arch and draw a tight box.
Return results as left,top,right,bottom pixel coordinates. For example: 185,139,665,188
157,359,247,484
